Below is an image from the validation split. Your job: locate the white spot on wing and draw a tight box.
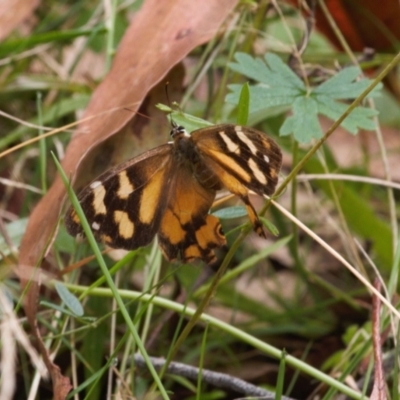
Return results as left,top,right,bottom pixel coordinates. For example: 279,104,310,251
248,158,267,185
90,181,102,189
264,154,270,163
235,127,258,155
219,131,240,154
92,222,100,230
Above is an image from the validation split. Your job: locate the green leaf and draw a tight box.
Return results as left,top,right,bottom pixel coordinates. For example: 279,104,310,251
226,53,305,114
229,52,305,90
280,97,322,143
226,84,293,114
236,82,250,125
260,216,280,236
212,206,247,219
317,96,378,134
263,52,305,90
55,281,84,317
314,66,381,99
228,52,271,83
227,52,381,143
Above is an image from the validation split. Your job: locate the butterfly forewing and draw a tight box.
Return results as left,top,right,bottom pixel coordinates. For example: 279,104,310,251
192,124,282,237
65,145,173,249
192,124,282,196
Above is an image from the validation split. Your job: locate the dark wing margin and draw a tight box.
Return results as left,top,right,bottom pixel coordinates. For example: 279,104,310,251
65,144,173,250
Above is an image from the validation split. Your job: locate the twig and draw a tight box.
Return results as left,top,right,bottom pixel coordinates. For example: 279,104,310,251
133,354,297,400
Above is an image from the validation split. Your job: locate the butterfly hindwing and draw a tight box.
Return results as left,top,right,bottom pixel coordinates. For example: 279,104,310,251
158,166,226,265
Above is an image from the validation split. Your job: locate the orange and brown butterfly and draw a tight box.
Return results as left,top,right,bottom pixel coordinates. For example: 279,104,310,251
65,122,282,266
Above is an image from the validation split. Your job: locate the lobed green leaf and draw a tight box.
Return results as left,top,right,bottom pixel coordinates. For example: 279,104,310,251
227,52,381,143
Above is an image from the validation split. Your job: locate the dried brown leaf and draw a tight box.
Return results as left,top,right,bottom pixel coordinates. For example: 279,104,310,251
0,0,39,41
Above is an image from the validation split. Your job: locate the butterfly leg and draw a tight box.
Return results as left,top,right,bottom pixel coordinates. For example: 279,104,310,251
240,195,266,238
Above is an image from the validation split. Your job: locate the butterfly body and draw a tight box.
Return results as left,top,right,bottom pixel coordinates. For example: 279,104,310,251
65,124,282,266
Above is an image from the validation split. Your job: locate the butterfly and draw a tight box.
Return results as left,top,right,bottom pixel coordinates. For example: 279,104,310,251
65,123,282,266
